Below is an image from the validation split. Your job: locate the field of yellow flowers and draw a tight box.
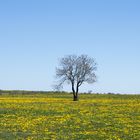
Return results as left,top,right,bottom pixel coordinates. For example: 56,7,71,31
0,93,140,140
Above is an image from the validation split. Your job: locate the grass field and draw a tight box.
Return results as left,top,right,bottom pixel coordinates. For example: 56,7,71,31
0,93,140,140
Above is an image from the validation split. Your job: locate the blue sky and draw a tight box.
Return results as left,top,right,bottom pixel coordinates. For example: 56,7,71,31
0,0,140,93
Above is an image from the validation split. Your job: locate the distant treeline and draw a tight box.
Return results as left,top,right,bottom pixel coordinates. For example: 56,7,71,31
0,90,122,95
0,90,68,95
0,90,50,95
0,90,73,95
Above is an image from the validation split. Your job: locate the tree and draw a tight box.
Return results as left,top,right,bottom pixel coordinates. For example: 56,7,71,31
56,55,97,101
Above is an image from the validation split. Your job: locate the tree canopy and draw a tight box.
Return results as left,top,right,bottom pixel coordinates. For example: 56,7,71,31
55,54,97,101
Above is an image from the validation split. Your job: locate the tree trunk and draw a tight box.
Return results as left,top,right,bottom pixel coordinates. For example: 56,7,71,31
73,84,79,101
72,82,79,101
73,94,78,101
72,82,75,95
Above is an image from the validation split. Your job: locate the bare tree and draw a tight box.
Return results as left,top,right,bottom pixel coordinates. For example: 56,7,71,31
56,55,97,101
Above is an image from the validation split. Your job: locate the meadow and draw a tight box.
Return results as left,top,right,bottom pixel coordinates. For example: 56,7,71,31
0,92,140,140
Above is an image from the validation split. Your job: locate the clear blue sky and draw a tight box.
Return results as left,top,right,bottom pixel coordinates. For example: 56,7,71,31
0,0,140,93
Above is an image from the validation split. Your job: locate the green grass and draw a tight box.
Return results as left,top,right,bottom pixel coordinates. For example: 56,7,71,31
0,92,140,140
